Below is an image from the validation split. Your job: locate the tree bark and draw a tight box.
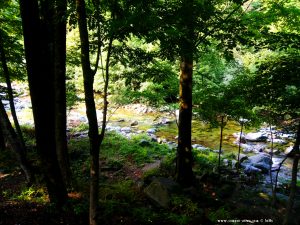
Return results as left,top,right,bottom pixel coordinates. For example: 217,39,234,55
53,0,71,186
0,127,5,151
284,123,300,225
0,30,26,151
76,0,100,224
19,0,67,206
0,100,33,182
175,0,195,186
176,54,194,185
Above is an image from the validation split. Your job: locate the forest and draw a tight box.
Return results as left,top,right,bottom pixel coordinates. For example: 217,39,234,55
0,0,299,224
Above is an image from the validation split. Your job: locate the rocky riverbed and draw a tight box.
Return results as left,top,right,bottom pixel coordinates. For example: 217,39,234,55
3,83,299,191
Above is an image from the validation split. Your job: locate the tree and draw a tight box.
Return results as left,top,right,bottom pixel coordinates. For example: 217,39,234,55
0,23,34,182
0,0,26,151
175,0,195,186
284,122,300,225
76,0,101,223
0,100,33,182
251,53,300,224
53,0,71,186
0,30,26,153
19,0,68,206
140,0,249,186
75,0,116,223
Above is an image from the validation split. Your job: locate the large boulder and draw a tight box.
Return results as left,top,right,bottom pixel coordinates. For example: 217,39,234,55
144,179,171,208
242,153,272,174
245,132,268,142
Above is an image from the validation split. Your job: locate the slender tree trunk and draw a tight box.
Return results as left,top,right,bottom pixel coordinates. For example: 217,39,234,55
19,0,67,206
0,100,33,182
284,123,300,225
237,121,244,172
273,155,288,206
269,124,275,204
218,117,224,174
0,31,26,151
76,0,100,224
53,0,71,186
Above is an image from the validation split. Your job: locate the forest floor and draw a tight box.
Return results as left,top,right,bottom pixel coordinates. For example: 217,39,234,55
1,141,297,225
1,118,299,225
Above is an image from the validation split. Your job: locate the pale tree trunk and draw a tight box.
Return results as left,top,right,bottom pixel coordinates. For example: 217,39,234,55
0,100,33,183
284,123,300,225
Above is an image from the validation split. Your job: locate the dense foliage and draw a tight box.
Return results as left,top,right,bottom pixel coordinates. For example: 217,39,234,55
1,0,300,224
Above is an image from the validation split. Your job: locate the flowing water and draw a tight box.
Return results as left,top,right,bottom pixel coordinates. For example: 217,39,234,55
4,89,299,186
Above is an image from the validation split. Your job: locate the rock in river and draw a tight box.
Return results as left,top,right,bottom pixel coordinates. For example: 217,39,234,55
130,120,139,126
242,153,272,174
245,132,268,142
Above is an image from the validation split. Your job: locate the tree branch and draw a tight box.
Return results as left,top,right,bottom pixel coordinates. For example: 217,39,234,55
195,0,250,47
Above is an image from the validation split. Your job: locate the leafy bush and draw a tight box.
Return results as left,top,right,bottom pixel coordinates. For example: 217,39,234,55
193,151,219,175
13,186,48,203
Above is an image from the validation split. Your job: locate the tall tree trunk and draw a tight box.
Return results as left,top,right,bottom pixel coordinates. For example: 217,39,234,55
53,0,71,186
0,100,33,182
76,0,100,224
19,0,67,206
0,30,26,151
175,0,195,186
176,55,194,185
284,123,300,225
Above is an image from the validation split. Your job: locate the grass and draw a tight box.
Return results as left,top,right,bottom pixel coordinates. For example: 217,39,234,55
100,132,172,166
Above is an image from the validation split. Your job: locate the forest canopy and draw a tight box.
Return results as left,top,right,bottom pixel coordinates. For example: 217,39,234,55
0,0,300,225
